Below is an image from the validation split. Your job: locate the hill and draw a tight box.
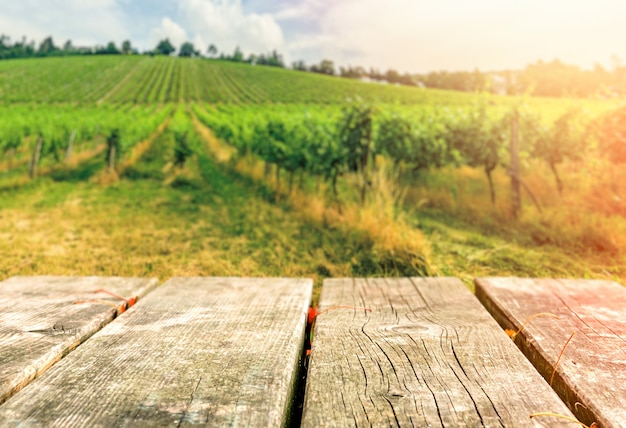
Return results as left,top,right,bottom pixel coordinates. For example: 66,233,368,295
0,55,477,105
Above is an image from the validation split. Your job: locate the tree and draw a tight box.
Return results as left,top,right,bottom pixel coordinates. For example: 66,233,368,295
207,44,218,57
531,108,585,195
446,105,507,204
103,41,120,55
155,38,175,56
310,59,335,75
122,40,132,55
179,41,196,57
266,50,284,67
38,36,58,55
292,60,307,71
232,46,244,62
63,40,74,52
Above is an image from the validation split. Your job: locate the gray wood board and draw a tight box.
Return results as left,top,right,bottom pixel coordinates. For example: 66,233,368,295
0,277,312,427
0,276,158,405
302,277,575,427
475,277,626,428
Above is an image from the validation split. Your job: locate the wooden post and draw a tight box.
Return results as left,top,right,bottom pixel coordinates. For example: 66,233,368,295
29,136,43,179
107,144,116,170
7,147,16,169
264,161,271,180
510,111,521,218
106,130,119,171
65,129,76,162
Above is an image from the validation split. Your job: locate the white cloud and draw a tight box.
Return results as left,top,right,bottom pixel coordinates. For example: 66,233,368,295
177,0,285,56
1,0,624,72
280,0,626,72
150,17,188,51
0,0,128,47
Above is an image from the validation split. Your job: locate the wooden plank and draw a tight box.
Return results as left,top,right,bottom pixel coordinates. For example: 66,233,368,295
0,276,158,405
302,277,576,427
0,277,312,427
475,277,626,428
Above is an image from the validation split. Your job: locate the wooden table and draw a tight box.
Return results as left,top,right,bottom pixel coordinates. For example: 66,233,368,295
476,277,626,428
0,277,311,427
0,276,158,405
302,278,574,427
1,275,623,427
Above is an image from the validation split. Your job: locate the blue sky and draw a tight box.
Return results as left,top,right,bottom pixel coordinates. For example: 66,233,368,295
1,0,625,73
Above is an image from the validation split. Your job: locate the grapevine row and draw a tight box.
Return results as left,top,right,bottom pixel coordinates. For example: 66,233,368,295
192,101,620,206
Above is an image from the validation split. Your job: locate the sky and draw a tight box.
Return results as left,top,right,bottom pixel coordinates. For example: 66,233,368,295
1,0,625,73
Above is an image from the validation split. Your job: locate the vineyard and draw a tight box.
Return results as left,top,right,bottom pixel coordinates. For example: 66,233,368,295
1,55,626,284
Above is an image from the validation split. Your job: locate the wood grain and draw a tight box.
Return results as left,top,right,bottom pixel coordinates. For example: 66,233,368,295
476,277,626,428
302,277,575,427
0,276,158,405
0,277,312,427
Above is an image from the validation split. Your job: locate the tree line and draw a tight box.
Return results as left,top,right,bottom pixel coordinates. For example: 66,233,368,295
3,34,626,98
0,35,285,67
293,58,626,99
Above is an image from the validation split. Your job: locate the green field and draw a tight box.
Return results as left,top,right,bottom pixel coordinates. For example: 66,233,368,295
1,55,624,292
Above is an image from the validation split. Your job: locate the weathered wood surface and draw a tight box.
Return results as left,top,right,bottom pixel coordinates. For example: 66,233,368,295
0,277,312,427
0,276,158,405
302,277,575,427
475,277,626,428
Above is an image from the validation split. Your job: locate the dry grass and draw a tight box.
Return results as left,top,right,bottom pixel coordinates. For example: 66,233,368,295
0,177,357,291
405,159,626,281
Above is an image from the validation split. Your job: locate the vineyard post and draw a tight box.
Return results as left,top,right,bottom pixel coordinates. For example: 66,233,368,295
264,161,271,180
65,129,77,162
108,145,116,170
288,170,294,194
29,136,43,179
8,147,16,169
510,111,521,218
106,130,119,171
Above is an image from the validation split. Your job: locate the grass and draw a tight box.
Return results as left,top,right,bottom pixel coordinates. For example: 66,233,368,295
418,211,619,289
0,130,415,303
2,117,622,306
404,162,626,288
1,55,623,298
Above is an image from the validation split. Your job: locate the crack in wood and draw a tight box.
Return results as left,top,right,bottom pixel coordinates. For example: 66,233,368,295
177,377,202,428
303,278,575,427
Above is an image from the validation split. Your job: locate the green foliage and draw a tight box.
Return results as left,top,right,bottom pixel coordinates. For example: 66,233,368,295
376,109,451,172
122,40,132,55
310,59,335,75
339,103,374,173
169,108,199,167
97,42,120,55
38,36,58,55
0,104,170,173
155,39,175,56
178,42,197,58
